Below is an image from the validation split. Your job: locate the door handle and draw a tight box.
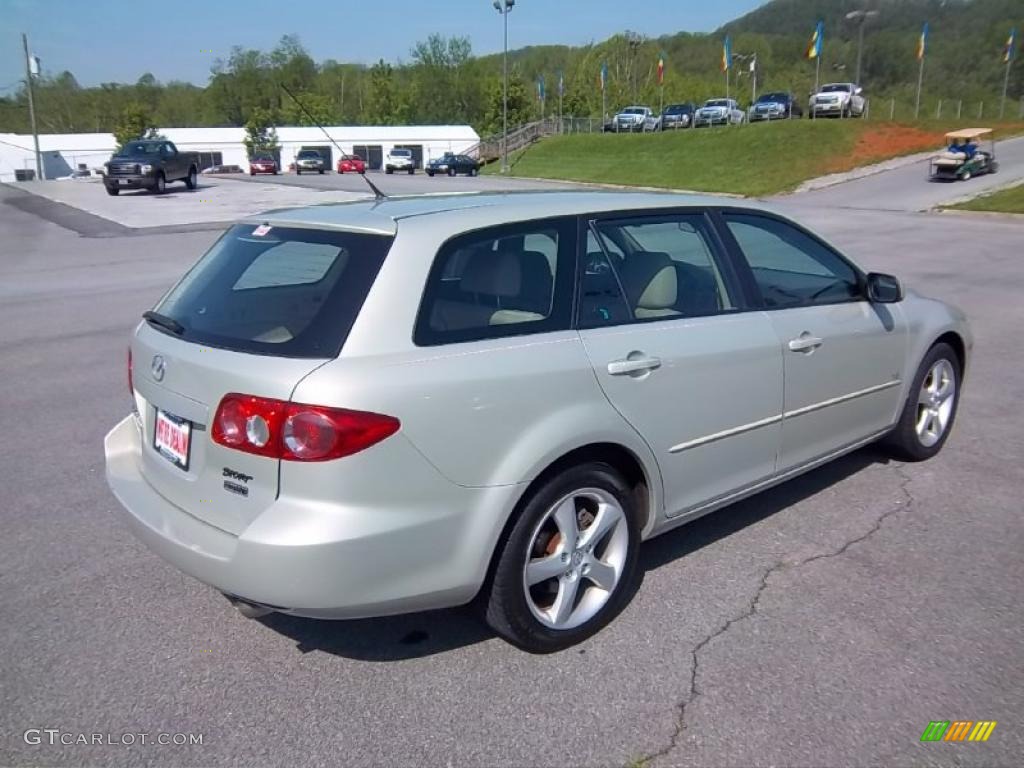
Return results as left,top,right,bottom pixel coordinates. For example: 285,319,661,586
788,333,824,353
607,355,662,376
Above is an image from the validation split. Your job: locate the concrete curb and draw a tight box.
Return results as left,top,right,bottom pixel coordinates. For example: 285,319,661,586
790,150,935,194
933,208,1024,222
931,180,1024,211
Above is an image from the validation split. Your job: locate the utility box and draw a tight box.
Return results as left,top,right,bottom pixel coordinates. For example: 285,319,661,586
14,169,36,181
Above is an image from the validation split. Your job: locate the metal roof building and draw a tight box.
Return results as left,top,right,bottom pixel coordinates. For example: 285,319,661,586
0,125,480,182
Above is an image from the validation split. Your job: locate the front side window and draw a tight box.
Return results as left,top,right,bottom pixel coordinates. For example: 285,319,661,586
415,218,574,345
722,213,861,309
579,214,733,329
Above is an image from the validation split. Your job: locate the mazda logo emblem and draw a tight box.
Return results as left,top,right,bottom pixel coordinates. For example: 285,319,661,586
151,355,166,382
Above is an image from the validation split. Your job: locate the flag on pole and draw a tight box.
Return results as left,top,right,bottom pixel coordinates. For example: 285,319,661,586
917,22,929,61
1005,27,1017,63
558,70,564,97
657,52,666,85
806,21,824,59
721,36,732,72
599,61,608,91
537,75,545,102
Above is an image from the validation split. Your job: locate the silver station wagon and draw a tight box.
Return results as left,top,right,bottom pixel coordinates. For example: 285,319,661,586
105,191,971,652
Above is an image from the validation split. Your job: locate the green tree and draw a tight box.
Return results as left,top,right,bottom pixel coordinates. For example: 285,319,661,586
243,107,280,157
364,59,401,124
482,71,532,135
113,101,160,147
279,90,335,126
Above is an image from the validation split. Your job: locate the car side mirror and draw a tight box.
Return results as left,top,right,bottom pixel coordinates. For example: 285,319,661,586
866,272,903,303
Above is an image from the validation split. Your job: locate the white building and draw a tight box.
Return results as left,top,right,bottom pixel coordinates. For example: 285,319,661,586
0,125,480,182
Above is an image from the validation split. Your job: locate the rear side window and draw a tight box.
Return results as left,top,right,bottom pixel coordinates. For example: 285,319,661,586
415,218,575,346
154,224,392,358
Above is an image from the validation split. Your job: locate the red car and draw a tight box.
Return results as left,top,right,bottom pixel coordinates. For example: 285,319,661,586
337,154,366,174
249,155,278,175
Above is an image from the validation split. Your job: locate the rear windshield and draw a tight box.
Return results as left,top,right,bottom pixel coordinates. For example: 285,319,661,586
119,142,162,155
152,224,392,358
705,100,729,107
757,93,788,103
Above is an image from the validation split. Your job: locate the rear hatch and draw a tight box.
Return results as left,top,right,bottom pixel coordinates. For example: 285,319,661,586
130,222,393,535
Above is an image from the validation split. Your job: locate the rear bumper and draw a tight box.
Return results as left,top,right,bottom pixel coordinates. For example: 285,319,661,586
104,416,523,619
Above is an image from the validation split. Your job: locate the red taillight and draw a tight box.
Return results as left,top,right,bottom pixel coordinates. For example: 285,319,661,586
211,393,400,462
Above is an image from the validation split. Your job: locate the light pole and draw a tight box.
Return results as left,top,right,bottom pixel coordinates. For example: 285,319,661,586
22,33,43,180
845,9,878,86
493,0,514,174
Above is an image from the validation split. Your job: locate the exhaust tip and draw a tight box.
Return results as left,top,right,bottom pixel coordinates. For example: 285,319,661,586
223,593,276,619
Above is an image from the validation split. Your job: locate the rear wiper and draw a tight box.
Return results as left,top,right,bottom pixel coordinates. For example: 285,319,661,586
142,310,184,336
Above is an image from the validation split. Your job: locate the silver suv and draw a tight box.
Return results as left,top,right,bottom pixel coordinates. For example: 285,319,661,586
105,192,970,652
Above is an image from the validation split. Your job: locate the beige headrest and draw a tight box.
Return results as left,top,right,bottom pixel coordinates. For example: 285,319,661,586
460,250,521,297
619,252,677,310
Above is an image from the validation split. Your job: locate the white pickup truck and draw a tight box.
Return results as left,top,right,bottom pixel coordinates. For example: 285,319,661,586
810,83,866,118
610,106,653,133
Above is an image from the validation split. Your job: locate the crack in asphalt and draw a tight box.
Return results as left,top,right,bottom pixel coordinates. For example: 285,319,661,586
636,463,916,767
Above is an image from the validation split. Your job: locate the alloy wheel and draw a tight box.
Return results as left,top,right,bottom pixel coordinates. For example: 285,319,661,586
915,359,956,448
522,488,629,630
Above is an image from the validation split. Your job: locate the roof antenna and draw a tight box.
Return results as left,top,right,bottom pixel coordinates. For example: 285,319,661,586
278,82,387,202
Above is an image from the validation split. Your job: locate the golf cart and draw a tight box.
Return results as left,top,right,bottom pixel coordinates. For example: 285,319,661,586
929,128,998,181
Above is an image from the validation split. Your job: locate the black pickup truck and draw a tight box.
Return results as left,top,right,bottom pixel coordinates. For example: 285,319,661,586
103,140,199,195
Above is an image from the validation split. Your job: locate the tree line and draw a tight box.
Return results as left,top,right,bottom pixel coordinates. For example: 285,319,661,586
0,0,1020,140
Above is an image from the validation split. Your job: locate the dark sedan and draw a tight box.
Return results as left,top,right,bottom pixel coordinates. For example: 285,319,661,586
748,92,803,121
656,103,696,130
426,153,481,177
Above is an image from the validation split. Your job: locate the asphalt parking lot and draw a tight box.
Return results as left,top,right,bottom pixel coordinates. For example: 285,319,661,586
233,165,573,195
1,166,1022,767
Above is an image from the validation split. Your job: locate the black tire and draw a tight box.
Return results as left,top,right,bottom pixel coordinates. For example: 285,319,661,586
296,169,301,175
105,185,119,196
470,167,478,177
482,462,641,653
318,169,324,175
883,342,961,462
427,170,434,177
448,167,456,177
408,168,414,175
153,173,166,194
386,168,393,175
988,161,999,174
185,167,197,190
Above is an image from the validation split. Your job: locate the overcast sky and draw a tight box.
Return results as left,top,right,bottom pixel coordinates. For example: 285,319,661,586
1,0,767,91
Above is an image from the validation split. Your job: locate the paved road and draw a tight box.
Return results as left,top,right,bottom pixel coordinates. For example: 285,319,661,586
781,134,1024,211
230,167,572,194
1,181,1022,767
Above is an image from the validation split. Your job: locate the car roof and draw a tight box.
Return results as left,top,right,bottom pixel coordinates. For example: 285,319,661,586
245,190,768,236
